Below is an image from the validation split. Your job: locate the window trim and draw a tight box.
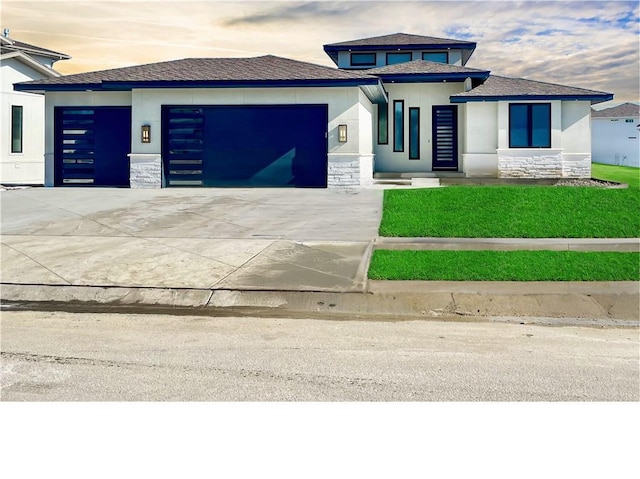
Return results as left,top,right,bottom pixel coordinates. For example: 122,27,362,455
386,52,413,65
11,105,23,154
508,103,551,149
422,51,449,63
393,100,404,152
377,103,388,145
350,52,376,67
409,107,420,159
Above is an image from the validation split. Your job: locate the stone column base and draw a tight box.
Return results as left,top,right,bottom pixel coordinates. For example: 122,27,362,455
128,153,162,188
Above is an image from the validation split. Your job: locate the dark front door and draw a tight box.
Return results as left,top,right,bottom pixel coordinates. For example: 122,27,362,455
54,107,131,186
162,105,328,187
432,105,458,170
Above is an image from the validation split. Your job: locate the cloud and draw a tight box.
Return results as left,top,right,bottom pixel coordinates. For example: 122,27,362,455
2,0,638,102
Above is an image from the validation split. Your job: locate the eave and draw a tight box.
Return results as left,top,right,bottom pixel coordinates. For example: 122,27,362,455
450,93,614,105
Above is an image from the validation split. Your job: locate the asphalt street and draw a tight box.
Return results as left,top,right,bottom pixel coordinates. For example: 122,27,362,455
1,310,637,401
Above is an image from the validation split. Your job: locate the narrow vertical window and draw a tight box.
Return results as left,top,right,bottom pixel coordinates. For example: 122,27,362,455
11,105,23,153
393,100,404,152
409,107,420,159
377,104,388,144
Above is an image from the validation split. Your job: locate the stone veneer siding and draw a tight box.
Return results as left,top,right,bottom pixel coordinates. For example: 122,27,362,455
497,149,590,179
129,154,162,188
327,154,374,187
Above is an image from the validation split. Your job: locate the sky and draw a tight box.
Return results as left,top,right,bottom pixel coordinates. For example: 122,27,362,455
2,0,639,106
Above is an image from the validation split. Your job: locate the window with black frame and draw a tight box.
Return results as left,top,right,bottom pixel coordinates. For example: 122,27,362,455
509,103,551,148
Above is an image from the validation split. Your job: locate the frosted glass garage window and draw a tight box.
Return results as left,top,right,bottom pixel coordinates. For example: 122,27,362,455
11,105,23,153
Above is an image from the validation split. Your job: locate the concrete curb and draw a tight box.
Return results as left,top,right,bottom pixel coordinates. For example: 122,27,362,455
374,237,640,252
2,281,638,323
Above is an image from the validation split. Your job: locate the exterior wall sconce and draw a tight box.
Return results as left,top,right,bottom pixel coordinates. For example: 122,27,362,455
141,124,151,143
338,124,348,143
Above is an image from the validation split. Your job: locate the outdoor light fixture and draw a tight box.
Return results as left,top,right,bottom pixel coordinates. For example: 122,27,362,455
338,124,347,142
141,124,151,143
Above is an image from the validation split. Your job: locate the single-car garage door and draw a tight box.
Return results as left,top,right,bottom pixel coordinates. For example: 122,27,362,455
54,107,131,187
162,105,328,187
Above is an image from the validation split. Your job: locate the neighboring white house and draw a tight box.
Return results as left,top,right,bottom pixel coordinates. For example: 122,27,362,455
592,102,640,168
1,29,70,184
14,32,613,188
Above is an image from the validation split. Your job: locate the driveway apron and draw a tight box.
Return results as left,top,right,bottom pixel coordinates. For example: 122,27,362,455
1,188,383,292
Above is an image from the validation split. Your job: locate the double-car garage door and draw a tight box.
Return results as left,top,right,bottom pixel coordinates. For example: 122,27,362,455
162,105,328,187
55,104,328,188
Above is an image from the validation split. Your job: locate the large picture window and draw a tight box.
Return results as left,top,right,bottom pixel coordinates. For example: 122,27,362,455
377,104,388,144
350,52,376,67
11,105,23,153
509,103,551,148
393,100,404,152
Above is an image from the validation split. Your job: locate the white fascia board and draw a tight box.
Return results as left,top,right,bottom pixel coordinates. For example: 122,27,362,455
1,51,61,78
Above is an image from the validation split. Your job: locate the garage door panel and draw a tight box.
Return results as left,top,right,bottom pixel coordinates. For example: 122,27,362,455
163,105,327,188
55,107,131,187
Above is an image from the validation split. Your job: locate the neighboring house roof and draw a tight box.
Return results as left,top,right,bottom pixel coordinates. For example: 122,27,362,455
323,33,477,66
450,75,613,104
591,102,640,118
0,36,70,60
15,55,388,103
367,59,490,82
0,50,62,78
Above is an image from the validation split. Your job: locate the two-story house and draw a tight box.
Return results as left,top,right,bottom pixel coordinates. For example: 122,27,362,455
1,29,70,185
14,32,612,188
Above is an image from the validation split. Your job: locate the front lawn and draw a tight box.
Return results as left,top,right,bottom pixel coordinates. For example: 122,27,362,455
368,250,640,281
592,163,640,188
379,186,640,238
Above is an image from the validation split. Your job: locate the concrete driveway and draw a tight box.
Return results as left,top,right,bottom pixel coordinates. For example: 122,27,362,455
1,187,382,292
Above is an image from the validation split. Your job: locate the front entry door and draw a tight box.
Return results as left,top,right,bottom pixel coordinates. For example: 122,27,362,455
432,105,458,170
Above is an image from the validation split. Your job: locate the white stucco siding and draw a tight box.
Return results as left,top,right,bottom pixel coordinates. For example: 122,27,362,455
373,82,466,173
99,85,372,188
336,49,463,69
459,102,499,177
592,116,640,168
43,91,132,186
130,86,367,156
561,101,591,153
494,100,593,178
1,58,49,184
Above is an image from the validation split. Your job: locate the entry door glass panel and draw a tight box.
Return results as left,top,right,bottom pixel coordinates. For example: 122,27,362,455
432,105,458,170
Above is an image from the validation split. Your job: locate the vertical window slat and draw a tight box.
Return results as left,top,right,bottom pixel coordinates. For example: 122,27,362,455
409,107,420,159
11,105,23,153
393,100,404,152
378,104,388,145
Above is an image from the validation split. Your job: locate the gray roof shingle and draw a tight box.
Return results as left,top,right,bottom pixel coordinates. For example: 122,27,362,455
324,33,475,48
450,75,612,103
16,55,378,88
591,102,640,118
367,59,488,76
0,37,70,59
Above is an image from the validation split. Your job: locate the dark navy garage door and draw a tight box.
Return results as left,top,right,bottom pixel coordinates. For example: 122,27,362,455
162,105,328,187
54,107,131,186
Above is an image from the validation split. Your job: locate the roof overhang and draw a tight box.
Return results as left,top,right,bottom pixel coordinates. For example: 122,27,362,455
376,71,489,84
14,77,387,98
450,93,614,105
1,51,61,79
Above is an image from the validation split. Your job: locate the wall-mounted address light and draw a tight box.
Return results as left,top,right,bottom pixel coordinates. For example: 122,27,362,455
338,124,348,143
141,124,151,143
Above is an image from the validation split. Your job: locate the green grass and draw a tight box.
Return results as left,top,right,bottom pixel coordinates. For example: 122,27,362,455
379,186,640,238
592,163,640,188
368,250,640,281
